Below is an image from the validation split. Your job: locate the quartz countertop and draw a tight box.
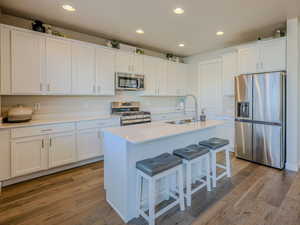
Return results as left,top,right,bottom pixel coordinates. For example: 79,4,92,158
0,115,120,129
103,120,225,144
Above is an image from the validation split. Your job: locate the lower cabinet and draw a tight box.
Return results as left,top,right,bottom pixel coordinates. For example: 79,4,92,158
48,132,76,168
11,136,47,177
77,128,103,161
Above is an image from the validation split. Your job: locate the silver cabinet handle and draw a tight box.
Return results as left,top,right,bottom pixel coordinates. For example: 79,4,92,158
49,138,52,147
93,84,96,93
97,85,101,93
40,83,43,91
47,84,50,91
41,129,53,132
42,139,44,148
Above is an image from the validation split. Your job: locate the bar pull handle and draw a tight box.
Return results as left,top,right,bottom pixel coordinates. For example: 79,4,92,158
49,138,52,147
42,139,44,148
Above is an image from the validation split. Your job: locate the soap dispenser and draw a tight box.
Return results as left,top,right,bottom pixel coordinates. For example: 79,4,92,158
200,108,206,121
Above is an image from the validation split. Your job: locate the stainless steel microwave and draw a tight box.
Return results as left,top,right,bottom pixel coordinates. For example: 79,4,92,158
115,73,144,91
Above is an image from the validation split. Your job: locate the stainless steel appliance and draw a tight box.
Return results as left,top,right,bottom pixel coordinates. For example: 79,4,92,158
115,73,144,91
235,71,286,169
111,101,151,126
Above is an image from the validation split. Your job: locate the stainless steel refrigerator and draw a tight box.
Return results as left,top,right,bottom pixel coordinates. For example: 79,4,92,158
235,72,286,169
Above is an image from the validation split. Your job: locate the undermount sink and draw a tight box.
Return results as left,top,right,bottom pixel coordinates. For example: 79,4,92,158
166,119,196,125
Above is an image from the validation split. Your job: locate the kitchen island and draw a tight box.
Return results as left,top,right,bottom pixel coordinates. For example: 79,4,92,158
102,120,225,222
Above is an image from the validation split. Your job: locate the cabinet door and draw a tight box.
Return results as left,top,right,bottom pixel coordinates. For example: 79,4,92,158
11,136,47,177
46,38,72,94
259,38,286,72
11,30,45,94
222,52,238,96
166,62,178,96
0,27,11,94
199,59,223,115
143,56,158,95
177,63,187,96
238,45,259,74
49,132,76,168
72,42,96,94
96,48,115,95
133,54,144,74
0,130,11,181
157,59,168,96
77,128,103,161
116,51,133,73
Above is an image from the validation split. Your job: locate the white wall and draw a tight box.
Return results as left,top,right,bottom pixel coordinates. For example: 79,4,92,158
285,18,300,171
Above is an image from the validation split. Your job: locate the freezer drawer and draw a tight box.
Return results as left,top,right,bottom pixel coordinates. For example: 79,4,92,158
253,123,283,169
235,121,252,161
253,72,285,124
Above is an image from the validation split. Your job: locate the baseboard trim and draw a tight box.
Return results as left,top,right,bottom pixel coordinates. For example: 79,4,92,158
3,156,103,187
285,162,299,172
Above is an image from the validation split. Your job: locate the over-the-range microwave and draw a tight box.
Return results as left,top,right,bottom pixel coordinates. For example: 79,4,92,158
115,72,144,91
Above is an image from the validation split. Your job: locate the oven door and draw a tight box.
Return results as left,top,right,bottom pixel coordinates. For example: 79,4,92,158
115,73,144,91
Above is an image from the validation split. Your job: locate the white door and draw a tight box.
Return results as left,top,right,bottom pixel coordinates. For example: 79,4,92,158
48,132,76,168
72,42,96,94
77,128,103,161
11,136,47,177
259,38,286,72
46,38,72,94
238,45,259,74
11,30,45,94
166,62,178,96
222,52,238,96
199,59,223,116
116,51,133,73
96,48,115,95
156,59,168,96
143,56,158,95
133,54,144,74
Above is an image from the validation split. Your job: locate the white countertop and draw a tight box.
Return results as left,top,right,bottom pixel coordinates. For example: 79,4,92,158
0,115,120,129
103,120,225,144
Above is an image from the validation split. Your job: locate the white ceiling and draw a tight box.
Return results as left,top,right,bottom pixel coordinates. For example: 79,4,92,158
0,0,300,56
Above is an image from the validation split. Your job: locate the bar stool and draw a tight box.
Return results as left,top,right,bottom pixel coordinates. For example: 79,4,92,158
173,145,211,207
199,138,231,188
136,153,185,225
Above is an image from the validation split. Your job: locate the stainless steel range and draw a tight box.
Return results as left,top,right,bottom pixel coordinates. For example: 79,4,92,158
111,102,151,126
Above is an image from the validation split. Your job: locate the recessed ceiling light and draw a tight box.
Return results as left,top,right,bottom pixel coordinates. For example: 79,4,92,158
136,29,144,34
174,8,184,14
216,31,224,36
62,4,76,11
178,43,185,47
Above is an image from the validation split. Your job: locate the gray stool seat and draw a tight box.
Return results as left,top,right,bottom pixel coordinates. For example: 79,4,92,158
199,138,229,150
173,145,209,161
136,153,182,176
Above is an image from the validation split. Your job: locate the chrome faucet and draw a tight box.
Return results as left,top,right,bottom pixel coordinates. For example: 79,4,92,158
183,94,199,121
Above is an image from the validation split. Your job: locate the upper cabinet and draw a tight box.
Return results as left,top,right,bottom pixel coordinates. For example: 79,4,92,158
71,42,96,95
46,38,72,94
116,51,144,74
222,51,238,96
238,38,286,74
11,30,45,95
95,47,115,95
166,62,187,96
0,26,11,95
142,56,167,96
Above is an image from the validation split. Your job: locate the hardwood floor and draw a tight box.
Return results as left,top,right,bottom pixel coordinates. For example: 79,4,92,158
0,154,299,225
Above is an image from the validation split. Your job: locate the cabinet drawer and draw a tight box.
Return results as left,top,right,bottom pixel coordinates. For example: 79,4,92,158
77,118,120,130
11,123,75,138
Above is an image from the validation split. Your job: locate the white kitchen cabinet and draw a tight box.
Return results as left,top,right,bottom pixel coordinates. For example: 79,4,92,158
11,30,45,94
238,38,286,74
0,130,11,181
72,42,96,95
77,128,103,161
133,54,144,74
46,38,72,94
116,51,133,73
238,45,259,74
11,136,47,177
0,26,11,95
48,132,76,168
177,63,187,96
222,52,238,96
259,38,286,72
142,56,168,96
95,47,115,95
199,59,223,116
166,62,187,96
